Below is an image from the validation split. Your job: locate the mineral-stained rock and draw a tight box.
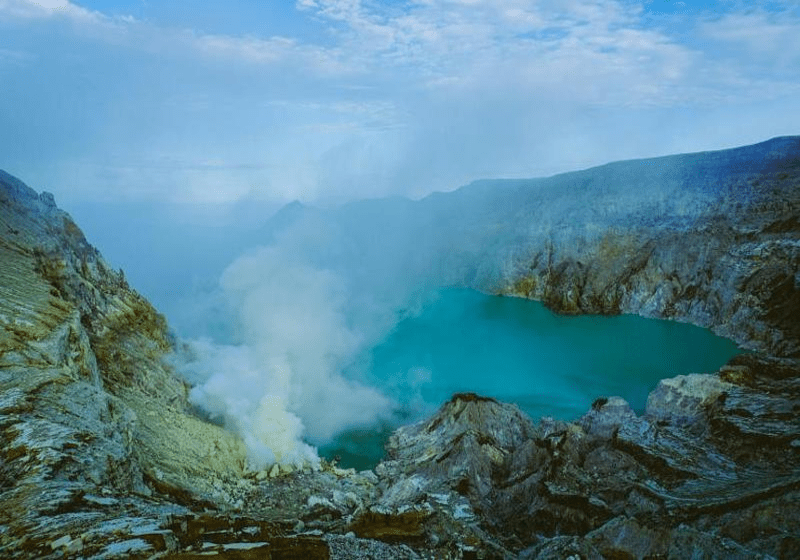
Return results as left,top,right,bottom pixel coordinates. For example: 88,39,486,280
0,172,250,558
2,137,800,559
645,373,733,428
490,138,800,359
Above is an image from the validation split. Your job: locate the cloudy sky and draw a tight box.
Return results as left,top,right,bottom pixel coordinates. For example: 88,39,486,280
1,0,799,208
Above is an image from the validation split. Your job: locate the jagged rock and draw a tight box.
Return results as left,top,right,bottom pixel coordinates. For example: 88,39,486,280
645,373,733,428
579,396,637,439
382,393,536,499
585,516,770,560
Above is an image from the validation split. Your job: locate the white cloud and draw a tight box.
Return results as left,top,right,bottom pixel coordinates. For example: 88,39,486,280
690,8,800,101
0,0,343,73
186,31,350,74
190,33,300,64
0,0,103,22
0,46,33,65
3,0,767,110
701,9,800,68
292,0,704,108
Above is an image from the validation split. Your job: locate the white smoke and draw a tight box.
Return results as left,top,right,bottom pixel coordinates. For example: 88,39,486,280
183,243,392,470
173,189,493,470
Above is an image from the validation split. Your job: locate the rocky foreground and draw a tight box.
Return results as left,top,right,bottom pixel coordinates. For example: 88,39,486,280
1,138,799,559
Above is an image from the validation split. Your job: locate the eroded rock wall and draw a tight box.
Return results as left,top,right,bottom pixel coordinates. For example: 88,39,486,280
496,148,800,358
0,173,250,557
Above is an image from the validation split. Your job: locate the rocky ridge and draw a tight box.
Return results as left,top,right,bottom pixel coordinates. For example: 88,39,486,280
481,138,800,358
1,138,799,559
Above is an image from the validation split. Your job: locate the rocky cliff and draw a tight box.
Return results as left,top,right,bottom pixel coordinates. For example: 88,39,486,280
495,140,800,359
1,138,799,559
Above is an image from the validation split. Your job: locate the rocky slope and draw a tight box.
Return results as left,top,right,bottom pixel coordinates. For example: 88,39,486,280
1,137,799,559
494,144,800,359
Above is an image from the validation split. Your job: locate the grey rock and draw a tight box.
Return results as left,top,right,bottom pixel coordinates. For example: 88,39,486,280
645,374,733,428
519,536,603,560
579,396,637,439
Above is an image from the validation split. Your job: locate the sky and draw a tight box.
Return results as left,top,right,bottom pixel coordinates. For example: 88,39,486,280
1,0,799,211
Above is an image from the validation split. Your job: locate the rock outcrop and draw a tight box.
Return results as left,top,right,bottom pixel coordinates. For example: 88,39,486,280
494,138,800,359
1,137,799,559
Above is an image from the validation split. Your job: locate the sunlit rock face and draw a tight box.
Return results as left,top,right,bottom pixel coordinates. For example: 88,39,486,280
0,137,799,559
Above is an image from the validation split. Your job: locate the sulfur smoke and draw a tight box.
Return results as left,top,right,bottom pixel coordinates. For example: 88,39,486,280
181,237,394,470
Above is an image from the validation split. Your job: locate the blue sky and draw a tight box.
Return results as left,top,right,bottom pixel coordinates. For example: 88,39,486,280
1,0,799,207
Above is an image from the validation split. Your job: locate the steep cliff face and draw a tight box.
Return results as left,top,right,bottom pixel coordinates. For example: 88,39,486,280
500,159,800,357
1,138,799,559
0,172,251,557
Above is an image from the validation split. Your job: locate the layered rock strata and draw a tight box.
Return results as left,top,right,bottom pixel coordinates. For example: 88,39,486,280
1,137,799,559
492,139,800,358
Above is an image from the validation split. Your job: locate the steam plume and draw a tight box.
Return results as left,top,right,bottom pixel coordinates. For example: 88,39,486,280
183,243,392,470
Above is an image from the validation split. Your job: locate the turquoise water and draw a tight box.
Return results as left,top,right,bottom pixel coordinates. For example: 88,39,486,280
321,288,743,469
